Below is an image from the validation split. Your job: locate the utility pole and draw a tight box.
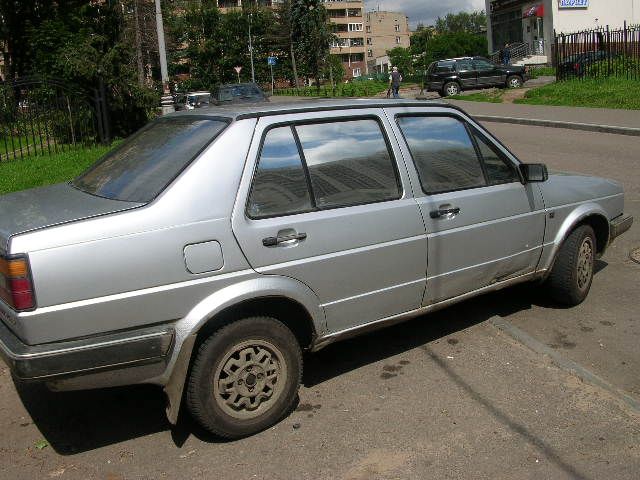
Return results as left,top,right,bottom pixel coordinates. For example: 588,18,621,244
154,0,174,114
249,13,256,83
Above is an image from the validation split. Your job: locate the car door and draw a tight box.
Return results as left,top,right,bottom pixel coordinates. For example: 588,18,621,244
473,58,505,86
385,107,546,304
232,109,427,333
455,59,477,89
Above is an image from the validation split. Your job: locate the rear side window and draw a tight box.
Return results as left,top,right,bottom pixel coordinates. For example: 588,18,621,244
74,118,227,203
397,116,486,194
471,129,519,185
456,60,473,71
247,126,312,218
436,61,455,73
247,118,401,218
295,119,400,209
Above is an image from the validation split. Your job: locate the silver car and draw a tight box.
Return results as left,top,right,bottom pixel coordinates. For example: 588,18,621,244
0,100,632,439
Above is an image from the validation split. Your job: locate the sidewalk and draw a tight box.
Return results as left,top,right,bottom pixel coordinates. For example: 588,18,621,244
444,100,640,130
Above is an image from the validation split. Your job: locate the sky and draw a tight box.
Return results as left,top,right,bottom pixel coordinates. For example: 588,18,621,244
365,0,486,29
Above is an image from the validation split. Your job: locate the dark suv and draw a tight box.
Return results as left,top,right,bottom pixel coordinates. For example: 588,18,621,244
426,57,529,97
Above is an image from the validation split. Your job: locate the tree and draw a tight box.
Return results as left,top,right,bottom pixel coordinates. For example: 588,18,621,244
271,0,300,87
387,47,413,76
291,0,335,90
435,10,486,35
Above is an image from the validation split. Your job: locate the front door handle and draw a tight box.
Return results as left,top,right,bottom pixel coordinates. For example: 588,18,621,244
430,206,460,219
262,232,307,247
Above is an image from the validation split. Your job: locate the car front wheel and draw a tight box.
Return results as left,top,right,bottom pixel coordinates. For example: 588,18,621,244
545,225,596,306
443,81,460,96
186,316,302,439
506,75,523,88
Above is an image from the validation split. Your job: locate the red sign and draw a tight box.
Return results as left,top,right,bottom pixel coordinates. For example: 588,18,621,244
523,4,544,17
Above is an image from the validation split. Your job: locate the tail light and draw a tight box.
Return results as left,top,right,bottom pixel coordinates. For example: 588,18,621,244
574,63,580,70
0,255,35,311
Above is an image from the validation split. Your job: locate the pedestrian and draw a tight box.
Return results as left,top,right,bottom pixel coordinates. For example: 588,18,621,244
503,43,511,65
389,66,402,99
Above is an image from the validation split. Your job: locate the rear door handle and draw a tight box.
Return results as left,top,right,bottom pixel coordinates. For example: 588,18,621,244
430,207,460,219
262,232,307,247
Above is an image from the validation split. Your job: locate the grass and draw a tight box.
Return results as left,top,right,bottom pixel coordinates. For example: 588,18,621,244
0,143,115,195
527,66,556,78
449,89,505,103
515,77,640,110
274,80,389,98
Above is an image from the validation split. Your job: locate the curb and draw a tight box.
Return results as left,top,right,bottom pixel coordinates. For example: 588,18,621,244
472,115,640,137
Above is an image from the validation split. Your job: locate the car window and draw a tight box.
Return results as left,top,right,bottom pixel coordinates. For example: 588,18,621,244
436,61,455,73
456,60,473,71
247,126,313,218
471,129,519,185
74,118,228,203
473,59,495,71
295,119,401,209
397,116,486,194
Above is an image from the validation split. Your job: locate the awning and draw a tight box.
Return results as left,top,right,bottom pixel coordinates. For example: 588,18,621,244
523,4,544,17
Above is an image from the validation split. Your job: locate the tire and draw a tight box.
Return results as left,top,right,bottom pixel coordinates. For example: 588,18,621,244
506,75,522,88
443,81,460,96
186,316,302,439
546,225,596,306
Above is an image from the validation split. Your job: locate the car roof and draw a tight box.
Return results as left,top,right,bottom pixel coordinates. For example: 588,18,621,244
165,98,459,121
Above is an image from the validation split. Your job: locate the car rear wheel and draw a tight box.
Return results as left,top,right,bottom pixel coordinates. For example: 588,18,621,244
186,316,302,439
443,81,460,96
545,225,596,306
506,75,522,88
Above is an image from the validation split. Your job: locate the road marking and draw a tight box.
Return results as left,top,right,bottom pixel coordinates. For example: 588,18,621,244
490,317,640,414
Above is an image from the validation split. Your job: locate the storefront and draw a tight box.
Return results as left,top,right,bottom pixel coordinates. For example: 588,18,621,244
486,0,640,56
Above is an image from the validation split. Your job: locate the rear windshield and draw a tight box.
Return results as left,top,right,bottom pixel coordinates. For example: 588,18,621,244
73,117,228,203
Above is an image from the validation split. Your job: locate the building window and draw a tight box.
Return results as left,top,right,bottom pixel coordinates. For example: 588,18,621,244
395,24,400,32
396,36,401,44
366,37,372,45
352,68,361,77
348,23,363,32
367,49,373,57
366,25,371,33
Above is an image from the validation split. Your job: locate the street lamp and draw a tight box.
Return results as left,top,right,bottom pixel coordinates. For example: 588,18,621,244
249,13,256,83
154,0,174,114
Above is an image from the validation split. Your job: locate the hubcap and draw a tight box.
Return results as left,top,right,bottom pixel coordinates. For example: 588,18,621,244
213,340,287,420
510,78,520,88
447,85,458,95
576,237,594,291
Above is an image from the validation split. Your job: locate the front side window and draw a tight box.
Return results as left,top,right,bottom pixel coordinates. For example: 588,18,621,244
296,119,400,209
473,59,495,71
397,116,486,194
74,118,228,203
472,129,519,185
247,126,312,218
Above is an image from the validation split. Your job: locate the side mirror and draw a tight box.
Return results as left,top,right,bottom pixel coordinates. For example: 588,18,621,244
520,163,548,183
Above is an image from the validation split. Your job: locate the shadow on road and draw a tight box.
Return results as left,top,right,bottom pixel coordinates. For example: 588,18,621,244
15,265,607,457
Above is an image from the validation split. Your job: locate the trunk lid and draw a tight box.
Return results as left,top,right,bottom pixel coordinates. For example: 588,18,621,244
0,183,142,252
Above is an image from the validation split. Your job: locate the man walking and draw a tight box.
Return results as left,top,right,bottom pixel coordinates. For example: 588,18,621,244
389,66,402,99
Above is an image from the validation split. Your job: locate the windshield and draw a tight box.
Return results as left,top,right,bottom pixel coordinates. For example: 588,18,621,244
73,117,228,203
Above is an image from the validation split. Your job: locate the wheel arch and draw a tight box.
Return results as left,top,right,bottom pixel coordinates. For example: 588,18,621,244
160,275,325,424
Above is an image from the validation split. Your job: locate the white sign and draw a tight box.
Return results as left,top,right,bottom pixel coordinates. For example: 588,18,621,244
559,0,589,8
234,66,242,74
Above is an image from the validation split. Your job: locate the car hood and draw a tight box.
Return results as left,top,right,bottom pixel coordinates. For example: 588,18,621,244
538,171,623,209
0,183,142,253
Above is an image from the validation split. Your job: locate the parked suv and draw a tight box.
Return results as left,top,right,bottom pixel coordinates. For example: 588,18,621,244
426,57,529,96
0,100,632,439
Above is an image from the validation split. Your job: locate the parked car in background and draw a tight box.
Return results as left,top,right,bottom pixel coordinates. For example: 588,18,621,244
185,91,211,110
557,50,616,77
0,100,632,440
426,57,529,96
212,82,268,105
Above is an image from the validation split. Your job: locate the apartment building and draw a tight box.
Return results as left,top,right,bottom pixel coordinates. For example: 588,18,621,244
323,0,367,78
364,10,410,73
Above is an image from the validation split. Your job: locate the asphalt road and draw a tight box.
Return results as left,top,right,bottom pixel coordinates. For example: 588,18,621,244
0,124,638,480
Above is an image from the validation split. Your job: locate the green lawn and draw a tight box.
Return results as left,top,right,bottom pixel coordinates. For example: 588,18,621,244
449,89,505,103
515,77,640,110
0,143,114,195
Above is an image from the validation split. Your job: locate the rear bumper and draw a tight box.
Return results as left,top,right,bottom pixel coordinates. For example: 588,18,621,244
610,214,633,242
0,319,174,384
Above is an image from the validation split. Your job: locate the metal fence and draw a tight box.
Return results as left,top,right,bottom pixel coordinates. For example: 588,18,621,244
0,77,110,161
554,22,640,81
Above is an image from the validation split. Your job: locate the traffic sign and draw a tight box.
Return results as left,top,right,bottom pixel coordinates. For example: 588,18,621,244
234,66,242,73
267,56,277,66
